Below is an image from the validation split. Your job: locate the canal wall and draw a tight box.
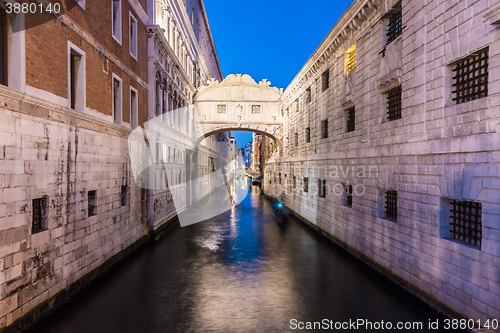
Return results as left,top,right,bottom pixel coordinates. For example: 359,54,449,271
262,0,500,327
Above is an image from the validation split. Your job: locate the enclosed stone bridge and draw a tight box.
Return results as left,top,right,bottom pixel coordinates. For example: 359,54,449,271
193,74,284,146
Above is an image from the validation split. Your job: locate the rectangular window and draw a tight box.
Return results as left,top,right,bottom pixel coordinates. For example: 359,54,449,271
306,87,311,103
293,176,296,189
279,173,281,184
121,185,127,206
112,0,122,44
449,200,482,248
318,179,326,198
70,53,81,109
88,190,97,217
452,49,488,105
32,197,48,234
305,127,311,143
130,87,138,129
217,104,226,113
129,13,138,59
0,7,7,86
69,44,85,112
321,119,328,139
385,190,397,221
386,4,402,45
345,184,353,207
113,75,122,124
345,43,357,74
251,105,261,114
303,177,309,192
346,107,355,132
387,86,402,121
294,133,298,146
294,98,299,112
322,69,329,91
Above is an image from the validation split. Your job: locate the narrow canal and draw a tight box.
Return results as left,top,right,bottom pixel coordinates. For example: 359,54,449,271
32,185,458,333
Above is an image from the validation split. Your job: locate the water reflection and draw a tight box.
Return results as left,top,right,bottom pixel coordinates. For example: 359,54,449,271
31,185,458,333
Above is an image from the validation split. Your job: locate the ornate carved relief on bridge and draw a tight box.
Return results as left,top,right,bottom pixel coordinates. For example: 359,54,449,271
193,74,284,145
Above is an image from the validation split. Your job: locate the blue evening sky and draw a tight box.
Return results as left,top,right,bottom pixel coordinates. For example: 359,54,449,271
203,0,354,146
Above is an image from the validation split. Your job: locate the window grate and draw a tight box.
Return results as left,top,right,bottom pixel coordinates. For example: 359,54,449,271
322,70,329,91
321,120,328,139
303,177,309,192
452,50,488,105
346,107,355,132
32,197,47,234
305,127,311,143
387,86,402,121
318,179,326,198
385,190,397,221
251,105,261,114
346,184,353,207
449,200,482,248
217,104,226,113
121,185,127,206
88,190,97,217
386,10,402,44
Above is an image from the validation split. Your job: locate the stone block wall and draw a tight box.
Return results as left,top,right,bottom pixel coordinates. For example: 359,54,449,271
0,91,148,329
263,0,500,324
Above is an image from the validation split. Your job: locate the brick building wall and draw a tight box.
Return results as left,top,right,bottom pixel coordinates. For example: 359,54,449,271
263,0,500,323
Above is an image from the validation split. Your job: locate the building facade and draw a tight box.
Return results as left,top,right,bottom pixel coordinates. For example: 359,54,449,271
0,0,223,330
263,0,500,323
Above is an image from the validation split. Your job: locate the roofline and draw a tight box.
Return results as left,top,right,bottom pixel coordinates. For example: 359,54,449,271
198,0,224,80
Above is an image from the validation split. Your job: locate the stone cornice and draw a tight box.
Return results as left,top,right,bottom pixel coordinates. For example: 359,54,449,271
0,85,132,137
282,0,382,105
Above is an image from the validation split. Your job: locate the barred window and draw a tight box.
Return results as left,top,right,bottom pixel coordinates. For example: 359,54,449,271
321,119,328,139
449,200,482,248
346,107,355,132
387,86,402,121
305,127,311,143
346,184,353,207
303,177,309,192
121,185,127,206
251,105,261,114
306,87,311,103
322,69,329,91
385,190,397,222
318,179,326,198
88,190,97,217
217,104,227,113
32,197,48,234
345,43,356,74
386,5,402,45
452,49,488,105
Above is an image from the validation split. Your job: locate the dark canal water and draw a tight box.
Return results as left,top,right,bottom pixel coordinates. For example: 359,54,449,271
32,186,460,333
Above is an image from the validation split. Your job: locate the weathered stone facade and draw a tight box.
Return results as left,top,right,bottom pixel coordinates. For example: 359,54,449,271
263,0,500,324
0,0,223,331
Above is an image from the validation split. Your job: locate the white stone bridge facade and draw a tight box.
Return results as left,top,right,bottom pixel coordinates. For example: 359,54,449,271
193,74,284,146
